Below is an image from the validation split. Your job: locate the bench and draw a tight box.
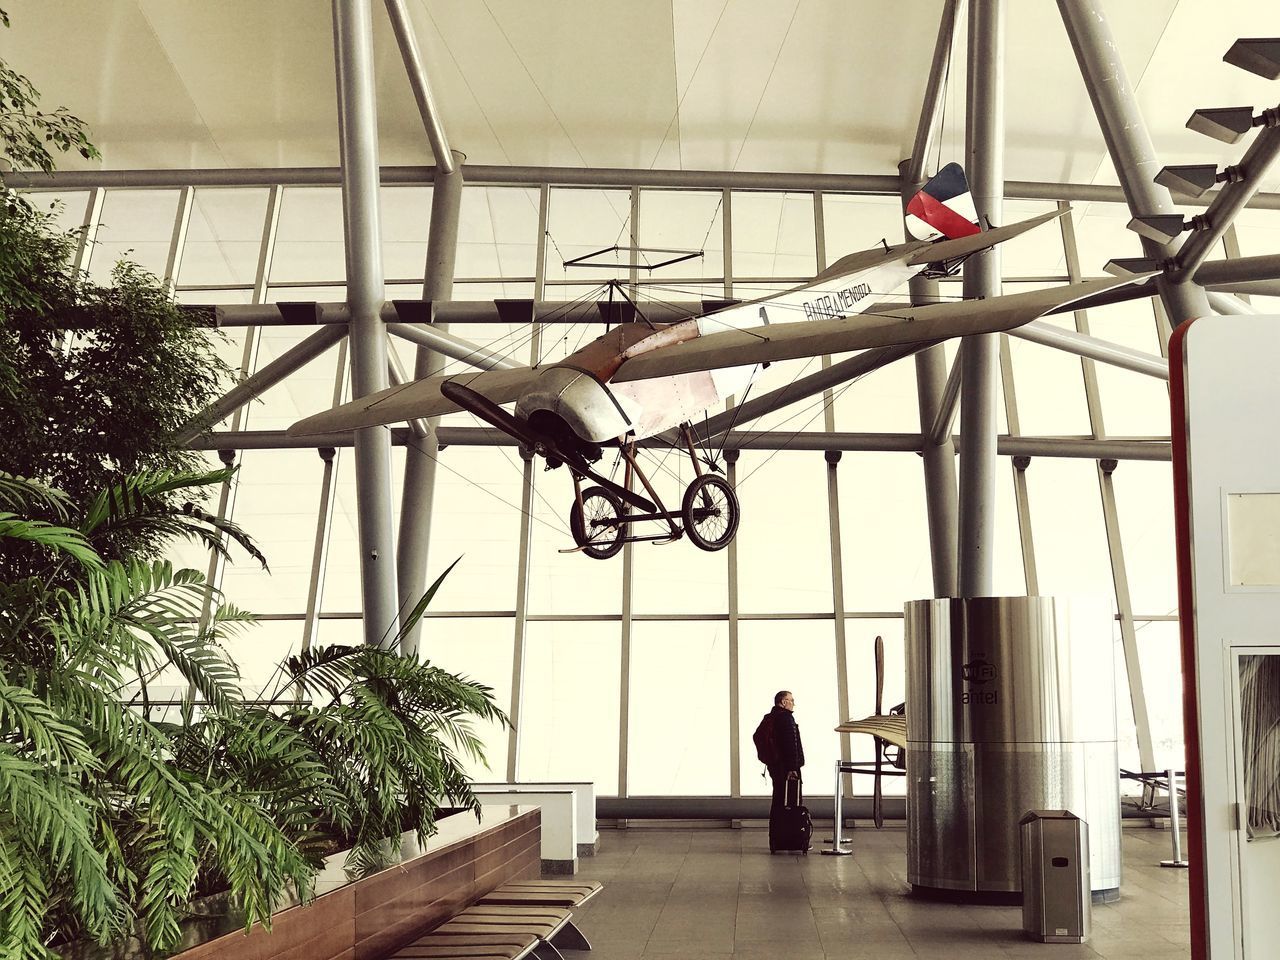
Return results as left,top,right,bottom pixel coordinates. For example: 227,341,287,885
387,882,603,959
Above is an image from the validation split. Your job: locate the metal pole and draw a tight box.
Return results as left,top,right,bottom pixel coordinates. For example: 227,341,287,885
1056,0,1210,325
826,452,853,780
1000,340,1039,595
71,187,104,275
927,351,963,448
957,0,1003,598
506,184,548,781
726,450,742,798
822,759,854,855
163,185,194,298
396,150,466,656
1058,203,1159,772
382,0,455,175
506,448,536,782
899,0,960,597
177,324,348,444
1161,768,1189,868
333,0,400,647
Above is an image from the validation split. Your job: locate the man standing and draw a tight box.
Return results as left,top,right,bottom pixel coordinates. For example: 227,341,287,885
768,690,805,816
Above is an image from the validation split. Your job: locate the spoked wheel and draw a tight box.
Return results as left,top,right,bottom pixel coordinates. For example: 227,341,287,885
681,474,740,551
569,486,626,560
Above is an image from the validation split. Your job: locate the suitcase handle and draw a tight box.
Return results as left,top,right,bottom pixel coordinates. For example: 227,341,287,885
785,777,803,808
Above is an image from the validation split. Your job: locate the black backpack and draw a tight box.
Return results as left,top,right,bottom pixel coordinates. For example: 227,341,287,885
752,712,777,766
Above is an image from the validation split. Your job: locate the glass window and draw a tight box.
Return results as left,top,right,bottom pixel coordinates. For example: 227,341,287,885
272,187,346,283
627,621,730,795
1025,458,1113,600
179,187,271,289
1111,460,1177,617
735,451,831,614
737,620,840,796
218,448,324,618
838,453,932,612
1135,620,1186,772
91,189,181,282
731,191,816,279
519,621,621,795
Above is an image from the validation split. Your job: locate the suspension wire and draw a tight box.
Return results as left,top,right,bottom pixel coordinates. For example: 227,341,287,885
735,367,866,488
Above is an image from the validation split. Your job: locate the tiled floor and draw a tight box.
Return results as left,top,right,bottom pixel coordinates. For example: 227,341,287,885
569,824,1190,960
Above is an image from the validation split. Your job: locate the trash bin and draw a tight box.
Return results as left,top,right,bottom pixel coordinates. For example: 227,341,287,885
1019,810,1090,943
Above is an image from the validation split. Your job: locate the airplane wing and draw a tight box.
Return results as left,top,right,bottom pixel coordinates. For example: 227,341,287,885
610,274,1150,384
287,366,542,435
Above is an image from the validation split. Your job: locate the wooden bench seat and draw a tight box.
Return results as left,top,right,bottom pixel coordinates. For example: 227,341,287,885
477,881,603,908
391,881,604,959
390,931,539,960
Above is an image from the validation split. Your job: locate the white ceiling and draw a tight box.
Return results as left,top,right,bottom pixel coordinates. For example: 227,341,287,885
2,0,1277,190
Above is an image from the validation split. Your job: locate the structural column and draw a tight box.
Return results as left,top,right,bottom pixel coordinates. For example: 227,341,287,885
398,150,465,656
957,0,1004,598
332,0,400,646
1056,0,1210,324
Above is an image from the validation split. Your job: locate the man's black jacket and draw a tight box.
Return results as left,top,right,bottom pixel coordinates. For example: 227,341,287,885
769,704,805,773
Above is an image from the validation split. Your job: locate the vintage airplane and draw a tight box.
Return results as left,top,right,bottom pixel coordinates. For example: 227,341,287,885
289,165,1143,559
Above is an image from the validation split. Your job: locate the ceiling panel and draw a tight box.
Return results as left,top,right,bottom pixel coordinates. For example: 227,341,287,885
2,0,1276,191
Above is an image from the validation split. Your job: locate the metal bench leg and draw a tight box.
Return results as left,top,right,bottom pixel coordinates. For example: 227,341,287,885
551,920,592,952
533,939,569,960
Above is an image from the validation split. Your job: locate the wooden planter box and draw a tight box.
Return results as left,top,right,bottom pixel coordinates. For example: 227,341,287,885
63,805,540,960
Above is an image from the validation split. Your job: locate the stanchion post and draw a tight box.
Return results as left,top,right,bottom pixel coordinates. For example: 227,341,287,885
822,759,854,856
1161,767,1189,868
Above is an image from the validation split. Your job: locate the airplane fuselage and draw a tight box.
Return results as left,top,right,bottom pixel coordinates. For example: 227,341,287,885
513,255,919,447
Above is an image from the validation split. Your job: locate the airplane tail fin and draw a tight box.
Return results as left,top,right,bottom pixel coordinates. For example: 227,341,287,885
905,162,982,241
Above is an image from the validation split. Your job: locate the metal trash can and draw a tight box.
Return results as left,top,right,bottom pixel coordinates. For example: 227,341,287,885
1020,810,1091,943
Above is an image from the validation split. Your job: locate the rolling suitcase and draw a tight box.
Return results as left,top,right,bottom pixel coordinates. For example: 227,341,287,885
769,778,812,853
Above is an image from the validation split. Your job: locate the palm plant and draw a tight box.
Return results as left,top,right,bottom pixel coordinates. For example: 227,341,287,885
0,470,309,958
1,469,507,958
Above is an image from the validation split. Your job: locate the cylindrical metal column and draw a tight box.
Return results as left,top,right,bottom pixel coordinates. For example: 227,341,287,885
332,0,401,646
901,163,960,598
957,0,1004,598
397,149,465,656
905,596,1121,900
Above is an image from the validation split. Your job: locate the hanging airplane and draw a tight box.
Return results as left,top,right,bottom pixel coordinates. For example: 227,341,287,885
289,165,1146,559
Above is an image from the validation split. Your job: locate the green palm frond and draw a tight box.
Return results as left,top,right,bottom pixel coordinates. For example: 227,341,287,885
0,511,103,570
79,468,268,570
0,471,72,519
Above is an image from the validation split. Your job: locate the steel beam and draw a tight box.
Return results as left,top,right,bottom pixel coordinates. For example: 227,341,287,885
1194,253,1280,286
957,0,1004,599
191,426,1173,460
302,346,348,651
16,165,1280,210
1010,318,1168,379
397,150,465,656
333,0,400,647
163,185,194,297
693,342,930,443
177,324,347,444
386,321,519,370
927,350,963,448
505,448,536,781
382,0,455,175
726,451,742,797
1057,0,1210,325
71,187,104,275
1207,291,1256,316
826,453,853,783
1171,122,1280,283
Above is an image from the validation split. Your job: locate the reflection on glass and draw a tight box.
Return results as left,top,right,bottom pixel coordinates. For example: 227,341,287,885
1239,654,1280,839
